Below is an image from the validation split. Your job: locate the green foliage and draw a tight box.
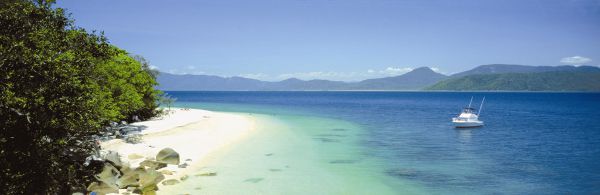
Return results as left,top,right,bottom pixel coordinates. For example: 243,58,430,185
158,93,177,111
95,48,162,121
0,0,162,194
427,72,600,91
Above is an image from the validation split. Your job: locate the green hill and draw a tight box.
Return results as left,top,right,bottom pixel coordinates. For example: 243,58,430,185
427,71,600,91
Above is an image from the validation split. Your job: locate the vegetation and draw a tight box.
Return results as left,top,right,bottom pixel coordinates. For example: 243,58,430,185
0,0,162,194
427,72,600,91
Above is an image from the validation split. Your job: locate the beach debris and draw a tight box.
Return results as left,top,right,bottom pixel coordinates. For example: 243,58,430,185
161,179,180,185
244,178,264,183
156,147,180,165
128,153,144,160
140,160,167,170
185,158,192,161
268,168,282,172
194,187,202,190
178,162,188,168
180,174,189,181
264,153,274,156
195,172,217,177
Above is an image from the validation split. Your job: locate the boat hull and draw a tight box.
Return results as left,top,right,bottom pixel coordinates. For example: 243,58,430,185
453,121,484,128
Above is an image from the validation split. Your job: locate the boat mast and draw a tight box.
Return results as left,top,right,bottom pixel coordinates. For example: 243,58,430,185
468,96,473,108
478,97,485,116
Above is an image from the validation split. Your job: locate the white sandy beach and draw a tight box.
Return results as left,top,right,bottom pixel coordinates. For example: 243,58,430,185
100,108,256,192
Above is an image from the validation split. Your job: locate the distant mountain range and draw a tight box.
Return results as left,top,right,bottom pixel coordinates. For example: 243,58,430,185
428,71,600,91
157,64,600,91
450,64,600,77
428,64,600,91
157,67,447,91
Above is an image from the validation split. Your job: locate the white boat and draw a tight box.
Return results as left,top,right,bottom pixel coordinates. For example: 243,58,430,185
452,97,485,128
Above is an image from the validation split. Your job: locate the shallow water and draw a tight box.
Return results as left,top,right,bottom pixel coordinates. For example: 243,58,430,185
165,91,600,194
160,114,422,194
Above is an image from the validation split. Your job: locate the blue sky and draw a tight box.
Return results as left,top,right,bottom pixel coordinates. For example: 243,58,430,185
57,0,600,81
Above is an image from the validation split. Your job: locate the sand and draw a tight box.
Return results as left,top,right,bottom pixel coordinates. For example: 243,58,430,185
100,108,256,192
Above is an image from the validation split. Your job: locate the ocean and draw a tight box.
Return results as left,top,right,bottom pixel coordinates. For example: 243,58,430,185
166,91,600,194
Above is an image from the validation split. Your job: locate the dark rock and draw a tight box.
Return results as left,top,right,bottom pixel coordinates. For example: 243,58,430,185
180,174,189,181
178,162,188,168
314,134,347,137
195,172,217,176
385,168,418,178
244,178,264,183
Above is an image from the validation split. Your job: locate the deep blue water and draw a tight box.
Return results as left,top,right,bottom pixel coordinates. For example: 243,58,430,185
167,91,600,194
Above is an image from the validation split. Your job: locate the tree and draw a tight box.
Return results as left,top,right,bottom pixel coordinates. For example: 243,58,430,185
0,1,161,194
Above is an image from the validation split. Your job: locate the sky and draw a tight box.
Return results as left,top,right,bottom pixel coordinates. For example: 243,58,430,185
57,0,600,81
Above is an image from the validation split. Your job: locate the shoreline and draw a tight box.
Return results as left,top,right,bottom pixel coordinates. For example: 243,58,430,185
100,108,256,193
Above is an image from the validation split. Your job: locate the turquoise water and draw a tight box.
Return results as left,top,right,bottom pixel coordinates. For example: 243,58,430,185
161,112,418,194
167,91,600,194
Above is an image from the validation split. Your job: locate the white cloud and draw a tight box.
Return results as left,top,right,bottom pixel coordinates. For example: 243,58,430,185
186,65,196,70
276,71,362,81
238,73,269,80
560,56,592,65
149,65,159,70
429,67,448,74
380,67,413,75
237,66,418,81
167,68,205,75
